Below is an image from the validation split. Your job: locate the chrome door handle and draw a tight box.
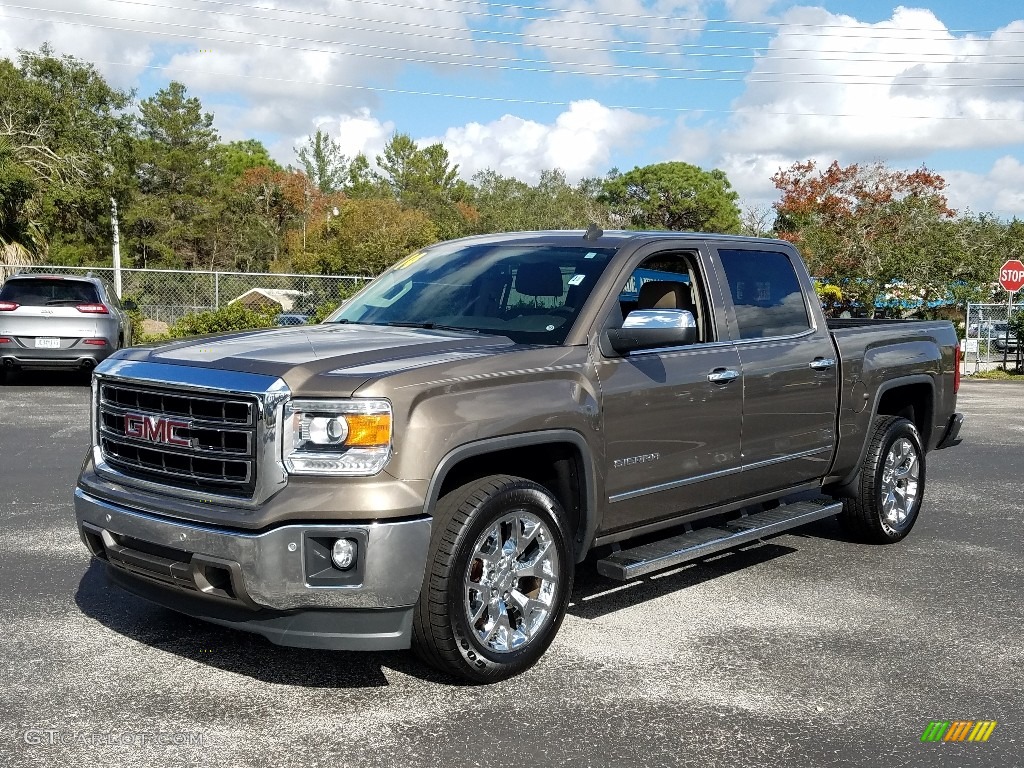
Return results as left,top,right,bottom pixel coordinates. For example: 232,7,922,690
809,357,837,371
708,368,739,383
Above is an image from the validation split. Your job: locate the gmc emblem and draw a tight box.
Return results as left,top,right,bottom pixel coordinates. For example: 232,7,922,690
124,413,192,447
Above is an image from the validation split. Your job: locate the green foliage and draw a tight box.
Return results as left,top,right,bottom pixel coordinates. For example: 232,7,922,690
601,162,741,233
166,302,277,339
0,47,135,261
127,81,220,269
471,169,607,233
295,129,347,194
216,139,280,181
1009,311,1024,337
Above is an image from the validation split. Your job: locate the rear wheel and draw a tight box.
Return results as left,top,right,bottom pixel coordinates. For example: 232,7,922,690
413,474,573,683
841,416,925,544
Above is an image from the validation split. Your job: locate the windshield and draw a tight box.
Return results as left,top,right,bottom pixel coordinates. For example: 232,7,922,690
328,241,618,345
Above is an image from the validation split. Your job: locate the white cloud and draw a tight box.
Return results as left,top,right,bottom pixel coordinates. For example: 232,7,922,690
0,0,481,138
424,100,660,182
522,0,707,73
943,157,1024,218
722,7,1024,158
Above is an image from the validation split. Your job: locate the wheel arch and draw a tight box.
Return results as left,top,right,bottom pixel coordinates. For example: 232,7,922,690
424,430,599,563
828,375,934,495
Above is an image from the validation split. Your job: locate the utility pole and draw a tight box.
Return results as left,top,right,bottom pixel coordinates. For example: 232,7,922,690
111,196,122,298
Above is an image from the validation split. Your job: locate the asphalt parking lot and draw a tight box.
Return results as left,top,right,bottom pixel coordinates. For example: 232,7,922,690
0,372,1021,768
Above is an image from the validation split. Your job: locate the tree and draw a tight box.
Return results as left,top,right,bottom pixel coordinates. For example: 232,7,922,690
772,160,955,316
600,162,741,233
292,197,436,276
217,139,279,181
295,129,347,194
472,169,607,233
128,82,219,267
0,47,135,265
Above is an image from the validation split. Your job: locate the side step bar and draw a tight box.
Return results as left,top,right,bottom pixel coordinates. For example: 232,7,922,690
596,497,843,581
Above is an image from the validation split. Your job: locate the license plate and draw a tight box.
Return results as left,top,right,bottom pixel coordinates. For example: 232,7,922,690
34,337,61,349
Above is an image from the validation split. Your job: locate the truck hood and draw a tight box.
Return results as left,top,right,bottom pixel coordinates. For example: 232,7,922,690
114,323,516,395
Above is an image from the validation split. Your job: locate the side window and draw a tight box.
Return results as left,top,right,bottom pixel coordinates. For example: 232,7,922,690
615,252,712,343
717,249,810,339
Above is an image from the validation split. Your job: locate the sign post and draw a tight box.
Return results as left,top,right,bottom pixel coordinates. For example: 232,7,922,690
997,259,1024,369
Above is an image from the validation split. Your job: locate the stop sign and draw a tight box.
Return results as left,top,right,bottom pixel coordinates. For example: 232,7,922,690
999,259,1024,293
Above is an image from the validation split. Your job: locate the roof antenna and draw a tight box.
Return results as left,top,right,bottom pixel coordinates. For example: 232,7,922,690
584,223,603,241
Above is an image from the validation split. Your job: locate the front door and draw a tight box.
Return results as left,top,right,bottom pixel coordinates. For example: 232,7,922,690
593,248,745,535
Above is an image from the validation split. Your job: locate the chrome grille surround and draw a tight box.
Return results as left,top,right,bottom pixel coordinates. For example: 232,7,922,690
91,359,290,507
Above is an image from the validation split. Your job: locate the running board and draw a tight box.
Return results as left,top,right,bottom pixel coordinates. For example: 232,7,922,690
596,498,843,581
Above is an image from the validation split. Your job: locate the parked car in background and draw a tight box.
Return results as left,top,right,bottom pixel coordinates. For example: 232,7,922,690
0,274,131,380
274,312,311,326
990,322,1021,352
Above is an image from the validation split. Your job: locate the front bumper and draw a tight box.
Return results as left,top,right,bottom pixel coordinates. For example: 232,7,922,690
74,488,431,650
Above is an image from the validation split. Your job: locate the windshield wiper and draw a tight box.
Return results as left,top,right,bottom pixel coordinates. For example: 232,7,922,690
379,321,479,334
45,299,86,305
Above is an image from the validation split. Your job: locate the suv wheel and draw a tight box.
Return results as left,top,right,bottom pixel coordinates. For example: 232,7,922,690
413,474,573,683
840,415,925,544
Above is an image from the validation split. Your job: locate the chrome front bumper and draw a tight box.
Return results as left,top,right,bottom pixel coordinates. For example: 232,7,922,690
75,488,431,649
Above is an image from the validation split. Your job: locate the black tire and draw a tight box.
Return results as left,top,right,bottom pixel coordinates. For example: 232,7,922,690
0,367,15,385
413,474,574,683
840,415,925,544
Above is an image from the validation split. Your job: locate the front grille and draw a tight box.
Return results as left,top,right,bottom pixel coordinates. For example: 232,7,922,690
98,381,259,497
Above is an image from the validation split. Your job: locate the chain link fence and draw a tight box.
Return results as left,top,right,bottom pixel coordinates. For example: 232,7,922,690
0,264,373,330
964,302,1023,369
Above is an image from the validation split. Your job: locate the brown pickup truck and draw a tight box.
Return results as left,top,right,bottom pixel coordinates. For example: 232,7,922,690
74,230,963,682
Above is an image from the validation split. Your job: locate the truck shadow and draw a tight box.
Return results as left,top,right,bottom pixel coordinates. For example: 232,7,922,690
74,521,844,687
4,369,92,387
73,562,459,688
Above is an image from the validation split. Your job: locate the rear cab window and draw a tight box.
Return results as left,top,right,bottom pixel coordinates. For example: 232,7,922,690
0,278,100,306
716,249,811,340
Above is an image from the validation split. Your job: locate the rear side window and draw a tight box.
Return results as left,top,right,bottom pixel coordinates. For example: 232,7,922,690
717,249,810,339
0,278,100,306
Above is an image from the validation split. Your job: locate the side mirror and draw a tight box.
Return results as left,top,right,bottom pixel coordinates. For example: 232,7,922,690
603,309,697,355
122,298,138,311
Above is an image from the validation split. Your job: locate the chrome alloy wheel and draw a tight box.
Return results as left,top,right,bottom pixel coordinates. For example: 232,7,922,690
463,510,560,654
880,437,920,528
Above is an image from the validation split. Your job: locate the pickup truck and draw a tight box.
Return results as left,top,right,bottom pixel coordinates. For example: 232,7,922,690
74,230,963,682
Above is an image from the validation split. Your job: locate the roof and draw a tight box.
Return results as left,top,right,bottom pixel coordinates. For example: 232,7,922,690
228,288,309,311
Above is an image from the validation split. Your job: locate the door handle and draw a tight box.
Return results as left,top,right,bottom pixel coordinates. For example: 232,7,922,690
809,357,837,371
708,368,739,383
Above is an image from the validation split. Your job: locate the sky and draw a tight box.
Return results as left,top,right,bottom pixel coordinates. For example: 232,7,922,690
2,0,1024,218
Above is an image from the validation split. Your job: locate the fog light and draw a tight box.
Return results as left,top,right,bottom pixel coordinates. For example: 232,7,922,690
331,538,357,570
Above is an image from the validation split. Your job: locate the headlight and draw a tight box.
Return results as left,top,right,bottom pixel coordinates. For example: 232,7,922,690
282,399,392,476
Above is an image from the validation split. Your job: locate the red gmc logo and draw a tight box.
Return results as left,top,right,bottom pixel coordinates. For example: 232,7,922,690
124,413,192,447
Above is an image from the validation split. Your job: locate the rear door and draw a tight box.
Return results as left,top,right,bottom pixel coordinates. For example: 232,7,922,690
710,243,838,494
593,243,745,534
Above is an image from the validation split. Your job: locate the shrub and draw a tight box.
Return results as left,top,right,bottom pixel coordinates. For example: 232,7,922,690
164,303,278,340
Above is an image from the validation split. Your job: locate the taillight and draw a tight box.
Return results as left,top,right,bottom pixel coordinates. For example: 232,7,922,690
83,338,107,346
0,337,10,344
954,344,961,394
0,301,18,311
75,303,109,314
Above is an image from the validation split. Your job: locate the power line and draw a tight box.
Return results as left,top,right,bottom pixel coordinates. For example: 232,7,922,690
79,0,1024,64
152,0,1024,38
54,55,1024,122
8,8,1024,86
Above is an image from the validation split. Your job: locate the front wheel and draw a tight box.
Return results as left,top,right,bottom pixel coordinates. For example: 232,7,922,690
840,415,925,544
412,475,573,683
